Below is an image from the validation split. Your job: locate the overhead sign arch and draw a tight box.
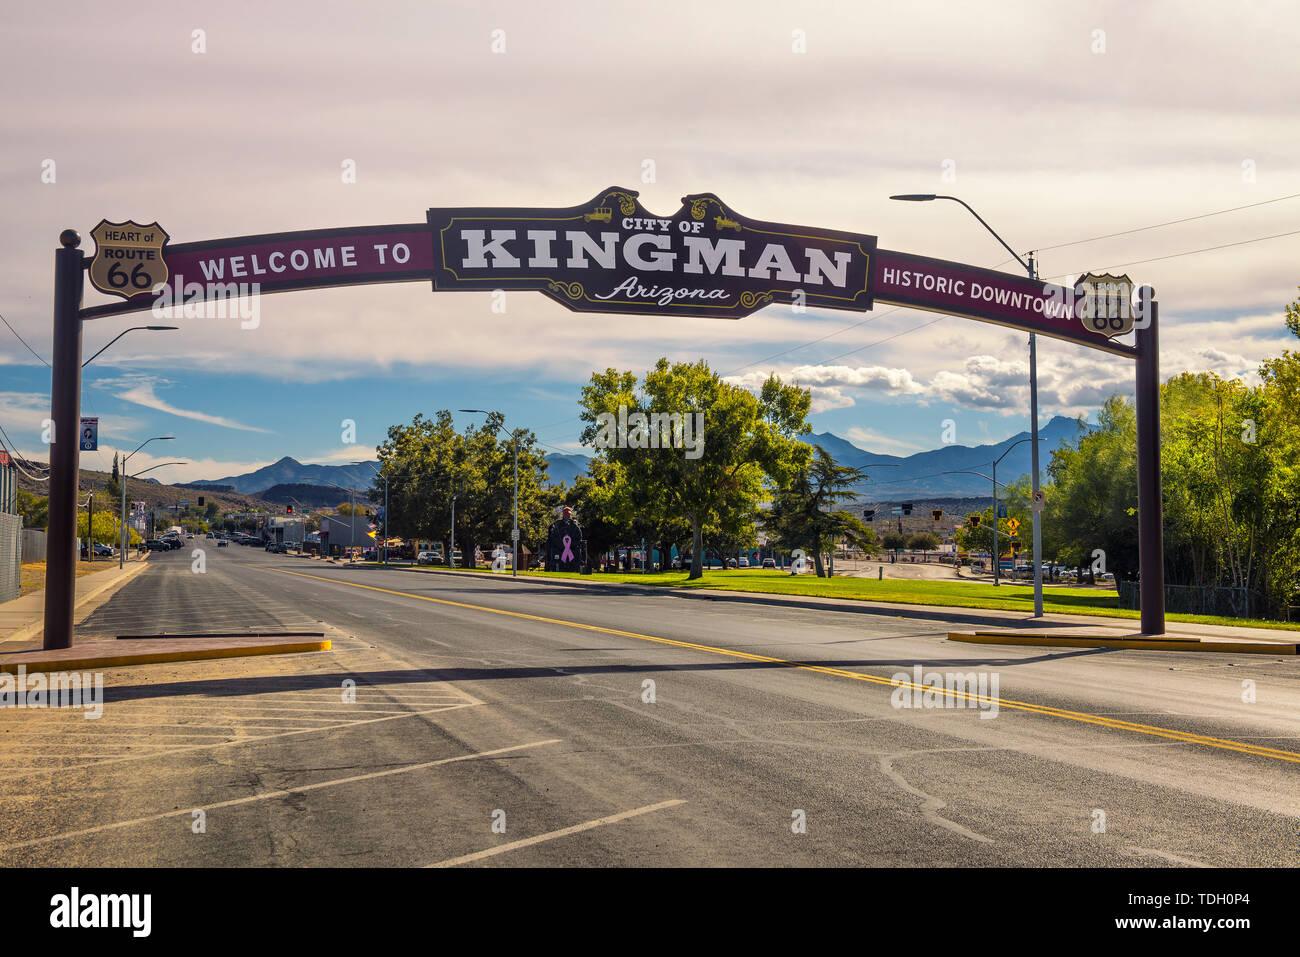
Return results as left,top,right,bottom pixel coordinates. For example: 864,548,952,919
41,188,1164,649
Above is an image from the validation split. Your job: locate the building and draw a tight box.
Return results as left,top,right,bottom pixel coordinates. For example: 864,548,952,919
265,516,306,545
319,514,374,552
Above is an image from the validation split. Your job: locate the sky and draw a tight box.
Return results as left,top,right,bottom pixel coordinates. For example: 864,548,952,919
2,0,1298,485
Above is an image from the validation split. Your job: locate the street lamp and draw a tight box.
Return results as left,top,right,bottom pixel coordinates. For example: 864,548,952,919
891,193,1045,616
459,409,519,578
354,460,389,565
83,325,178,368
119,435,175,568
133,462,186,541
320,479,363,559
943,437,1045,586
943,468,1016,581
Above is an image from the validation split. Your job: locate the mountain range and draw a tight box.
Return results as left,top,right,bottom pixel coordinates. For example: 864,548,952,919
193,416,1086,497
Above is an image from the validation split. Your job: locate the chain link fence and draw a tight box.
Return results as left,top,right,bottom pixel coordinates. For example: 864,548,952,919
1118,580,1258,618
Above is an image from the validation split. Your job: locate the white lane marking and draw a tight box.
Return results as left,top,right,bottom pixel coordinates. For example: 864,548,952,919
0,738,560,853
1126,845,1211,868
426,799,688,868
0,702,483,778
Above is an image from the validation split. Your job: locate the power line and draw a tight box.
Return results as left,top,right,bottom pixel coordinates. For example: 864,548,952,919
0,311,50,367
816,317,947,366
1034,190,1300,254
724,307,902,376
1068,227,1300,275
0,432,50,482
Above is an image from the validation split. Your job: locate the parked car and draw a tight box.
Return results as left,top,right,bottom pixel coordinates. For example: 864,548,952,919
738,557,750,568
762,558,776,569
144,539,166,551
217,538,229,547
727,558,738,568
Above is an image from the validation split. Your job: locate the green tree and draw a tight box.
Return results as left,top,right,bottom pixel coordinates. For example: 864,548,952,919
881,530,908,552
17,490,48,528
375,410,558,567
907,531,941,554
579,358,811,580
766,445,878,576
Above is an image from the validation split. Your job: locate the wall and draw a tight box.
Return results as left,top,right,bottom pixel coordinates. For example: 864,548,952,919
20,528,47,563
0,513,21,603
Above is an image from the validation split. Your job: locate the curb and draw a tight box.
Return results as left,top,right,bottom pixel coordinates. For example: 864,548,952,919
0,638,332,675
948,631,1298,655
3,559,152,645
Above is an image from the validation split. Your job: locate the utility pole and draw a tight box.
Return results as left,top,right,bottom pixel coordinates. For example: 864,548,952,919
449,494,456,568
42,230,85,650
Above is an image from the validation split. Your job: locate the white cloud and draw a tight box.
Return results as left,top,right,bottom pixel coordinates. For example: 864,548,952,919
842,427,930,455
113,380,274,434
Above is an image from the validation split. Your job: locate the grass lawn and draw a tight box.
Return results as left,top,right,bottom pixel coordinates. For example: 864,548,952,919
19,561,115,598
398,565,1300,632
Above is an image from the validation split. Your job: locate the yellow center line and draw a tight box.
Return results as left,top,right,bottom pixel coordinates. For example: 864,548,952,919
271,567,1300,765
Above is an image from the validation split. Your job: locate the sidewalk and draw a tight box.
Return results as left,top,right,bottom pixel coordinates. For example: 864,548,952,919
0,556,152,643
395,566,1298,646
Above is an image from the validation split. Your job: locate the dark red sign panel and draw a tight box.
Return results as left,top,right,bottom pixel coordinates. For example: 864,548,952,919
873,249,1137,357
427,187,877,319
80,224,436,320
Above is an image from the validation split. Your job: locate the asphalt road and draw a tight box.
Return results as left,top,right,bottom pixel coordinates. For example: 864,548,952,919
3,542,1298,866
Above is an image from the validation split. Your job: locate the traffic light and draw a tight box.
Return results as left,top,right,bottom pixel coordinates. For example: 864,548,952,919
931,509,943,521
286,504,293,514
863,509,875,521
198,495,205,507
901,503,913,516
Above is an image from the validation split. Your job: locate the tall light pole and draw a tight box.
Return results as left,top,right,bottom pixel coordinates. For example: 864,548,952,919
459,410,520,577
354,460,389,565
891,193,1045,615
990,436,1044,585
943,468,1016,580
321,478,363,559
119,435,175,568
82,325,177,368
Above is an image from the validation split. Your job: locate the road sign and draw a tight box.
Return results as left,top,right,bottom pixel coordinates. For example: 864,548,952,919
1076,271,1135,338
78,417,98,451
930,509,943,521
1007,517,1020,535
88,220,169,299
968,514,981,527
427,188,878,320
1031,489,1046,512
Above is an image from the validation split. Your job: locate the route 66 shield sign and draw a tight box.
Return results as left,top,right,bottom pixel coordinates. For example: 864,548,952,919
89,219,170,299
1075,271,1135,338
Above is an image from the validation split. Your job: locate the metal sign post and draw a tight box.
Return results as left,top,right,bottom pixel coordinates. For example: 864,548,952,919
43,230,85,650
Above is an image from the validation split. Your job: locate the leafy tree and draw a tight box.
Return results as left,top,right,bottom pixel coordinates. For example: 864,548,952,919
374,410,558,566
579,358,811,580
17,490,48,528
106,452,122,502
766,445,878,576
907,531,941,554
880,531,907,552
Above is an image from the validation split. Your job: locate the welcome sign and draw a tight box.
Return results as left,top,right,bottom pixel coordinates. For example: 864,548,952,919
426,187,878,319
